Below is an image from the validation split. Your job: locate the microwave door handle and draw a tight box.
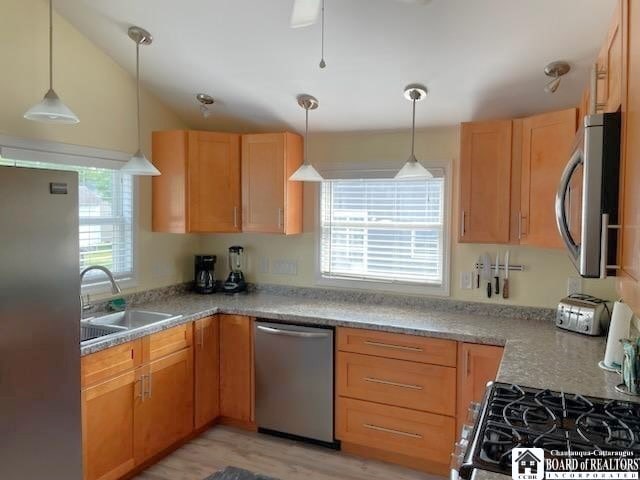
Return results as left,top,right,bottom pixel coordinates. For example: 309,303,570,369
555,149,582,259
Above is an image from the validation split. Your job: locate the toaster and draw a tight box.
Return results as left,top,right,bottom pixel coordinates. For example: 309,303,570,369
556,294,612,336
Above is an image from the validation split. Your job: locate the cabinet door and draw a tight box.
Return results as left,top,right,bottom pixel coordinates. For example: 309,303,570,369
219,315,254,423
194,316,220,429
134,348,194,463
242,133,285,233
82,370,140,480
520,108,577,248
152,131,188,233
597,1,623,113
188,131,241,233
459,120,513,243
456,343,503,431
618,0,640,311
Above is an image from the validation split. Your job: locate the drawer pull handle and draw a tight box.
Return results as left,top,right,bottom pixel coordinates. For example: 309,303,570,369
363,340,423,352
363,423,423,439
364,377,423,390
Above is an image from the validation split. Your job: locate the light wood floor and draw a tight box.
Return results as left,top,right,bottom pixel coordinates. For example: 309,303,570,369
133,426,443,480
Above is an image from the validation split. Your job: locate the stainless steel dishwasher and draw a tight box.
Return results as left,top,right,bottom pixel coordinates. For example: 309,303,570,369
254,320,335,446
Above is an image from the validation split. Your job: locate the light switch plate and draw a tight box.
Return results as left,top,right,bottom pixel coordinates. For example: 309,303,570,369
460,271,473,289
258,257,269,274
567,276,582,296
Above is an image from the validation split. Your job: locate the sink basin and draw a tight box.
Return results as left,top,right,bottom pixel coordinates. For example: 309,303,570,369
81,310,183,344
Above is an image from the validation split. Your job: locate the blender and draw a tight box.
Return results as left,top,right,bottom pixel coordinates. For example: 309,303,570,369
223,246,247,294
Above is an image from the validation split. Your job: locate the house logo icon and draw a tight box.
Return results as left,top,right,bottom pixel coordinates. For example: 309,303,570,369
512,448,544,480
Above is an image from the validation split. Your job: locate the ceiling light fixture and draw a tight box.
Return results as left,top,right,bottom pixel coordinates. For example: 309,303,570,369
395,84,432,180
196,93,215,119
121,26,160,176
24,0,79,124
289,95,323,182
544,61,571,94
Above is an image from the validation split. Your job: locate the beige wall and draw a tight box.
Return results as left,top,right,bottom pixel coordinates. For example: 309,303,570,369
200,127,617,308
0,0,199,292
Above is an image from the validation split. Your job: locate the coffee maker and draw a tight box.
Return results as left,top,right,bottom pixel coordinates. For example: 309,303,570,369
194,255,216,294
223,246,247,294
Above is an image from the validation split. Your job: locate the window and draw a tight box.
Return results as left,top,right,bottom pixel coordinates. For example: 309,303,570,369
319,173,448,294
0,157,134,286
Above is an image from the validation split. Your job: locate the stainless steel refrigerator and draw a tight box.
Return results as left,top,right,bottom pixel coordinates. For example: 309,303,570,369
0,166,82,479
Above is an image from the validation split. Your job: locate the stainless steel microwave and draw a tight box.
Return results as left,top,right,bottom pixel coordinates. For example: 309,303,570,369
555,112,621,278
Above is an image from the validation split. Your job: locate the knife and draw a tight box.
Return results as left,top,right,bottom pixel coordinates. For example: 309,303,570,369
482,253,492,298
494,249,500,296
503,250,510,299
476,255,482,288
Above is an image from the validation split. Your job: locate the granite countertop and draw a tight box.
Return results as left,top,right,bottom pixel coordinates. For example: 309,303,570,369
81,289,629,480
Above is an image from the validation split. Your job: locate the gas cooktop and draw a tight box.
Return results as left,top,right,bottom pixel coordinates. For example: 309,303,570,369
460,382,640,477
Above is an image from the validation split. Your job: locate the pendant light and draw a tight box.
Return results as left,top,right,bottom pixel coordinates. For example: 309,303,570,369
121,26,160,176
543,61,570,94
24,0,79,124
395,84,432,179
289,95,323,182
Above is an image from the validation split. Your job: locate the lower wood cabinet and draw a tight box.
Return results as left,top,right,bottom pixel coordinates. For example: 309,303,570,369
219,315,254,425
456,343,504,432
194,316,220,429
134,348,194,463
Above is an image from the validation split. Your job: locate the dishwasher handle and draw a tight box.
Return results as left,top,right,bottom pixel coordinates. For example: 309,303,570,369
256,325,331,339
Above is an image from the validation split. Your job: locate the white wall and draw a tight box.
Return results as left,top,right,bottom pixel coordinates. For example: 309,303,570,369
0,0,199,293
201,127,617,308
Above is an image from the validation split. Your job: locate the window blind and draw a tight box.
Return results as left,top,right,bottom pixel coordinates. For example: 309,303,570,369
0,158,134,283
320,178,445,285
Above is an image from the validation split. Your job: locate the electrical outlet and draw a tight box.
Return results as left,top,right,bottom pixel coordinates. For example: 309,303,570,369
272,259,298,276
258,257,269,274
567,276,582,296
460,271,473,289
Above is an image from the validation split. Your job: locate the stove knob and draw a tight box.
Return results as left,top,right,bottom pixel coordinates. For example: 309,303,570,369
583,324,590,332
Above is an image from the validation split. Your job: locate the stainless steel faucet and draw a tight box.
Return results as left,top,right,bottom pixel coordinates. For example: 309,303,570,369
80,265,122,314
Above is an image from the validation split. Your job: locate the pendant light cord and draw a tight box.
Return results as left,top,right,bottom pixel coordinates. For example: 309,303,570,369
49,0,53,90
410,95,416,160
136,41,141,151
319,0,326,68
304,106,309,166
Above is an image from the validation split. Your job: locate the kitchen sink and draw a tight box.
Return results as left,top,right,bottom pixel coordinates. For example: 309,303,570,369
81,310,183,344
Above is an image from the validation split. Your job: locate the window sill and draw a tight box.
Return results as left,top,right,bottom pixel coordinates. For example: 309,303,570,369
315,275,450,297
81,277,137,296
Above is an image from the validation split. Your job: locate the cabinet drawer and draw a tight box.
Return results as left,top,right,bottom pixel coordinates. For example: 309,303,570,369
337,327,456,366
336,397,455,466
146,324,193,361
337,352,456,415
81,339,142,388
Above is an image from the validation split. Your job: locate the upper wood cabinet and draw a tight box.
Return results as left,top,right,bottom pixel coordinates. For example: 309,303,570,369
194,316,220,430
152,130,241,233
456,343,503,432
241,132,303,235
519,108,577,249
617,0,640,314
596,0,624,114
219,314,254,425
459,120,513,243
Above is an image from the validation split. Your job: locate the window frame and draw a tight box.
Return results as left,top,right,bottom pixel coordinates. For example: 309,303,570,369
314,162,451,297
0,134,138,294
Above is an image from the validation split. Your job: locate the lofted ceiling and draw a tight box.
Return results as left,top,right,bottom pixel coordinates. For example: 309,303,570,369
54,0,617,133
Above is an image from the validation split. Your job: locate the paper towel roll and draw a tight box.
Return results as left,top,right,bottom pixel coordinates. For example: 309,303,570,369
603,301,633,369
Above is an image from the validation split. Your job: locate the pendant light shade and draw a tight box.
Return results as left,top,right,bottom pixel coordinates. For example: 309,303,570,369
24,0,79,124
395,85,432,180
121,26,160,176
289,94,323,182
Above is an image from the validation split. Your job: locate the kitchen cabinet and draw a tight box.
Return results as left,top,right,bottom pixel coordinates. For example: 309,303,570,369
152,130,241,233
335,327,456,476
456,343,503,431
519,108,577,249
82,370,138,480
194,316,220,429
134,348,194,463
596,1,623,114
617,0,640,314
241,133,303,234
459,120,514,243
219,314,255,426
